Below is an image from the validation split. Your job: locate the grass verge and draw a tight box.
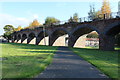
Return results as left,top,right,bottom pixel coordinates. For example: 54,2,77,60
70,47,119,78
1,43,58,78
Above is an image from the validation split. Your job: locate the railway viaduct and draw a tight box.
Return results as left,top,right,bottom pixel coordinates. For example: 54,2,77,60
11,18,120,51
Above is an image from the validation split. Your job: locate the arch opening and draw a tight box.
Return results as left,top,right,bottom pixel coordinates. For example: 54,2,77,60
50,29,69,46
21,34,27,43
36,31,49,45
17,34,21,43
74,31,99,48
70,26,99,49
106,25,120,36
14,35,17,43
106,24,120,50
27,32,36,44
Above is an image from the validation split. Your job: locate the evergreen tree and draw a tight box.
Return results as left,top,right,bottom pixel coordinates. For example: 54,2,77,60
88,5,96,21
68,17,73,22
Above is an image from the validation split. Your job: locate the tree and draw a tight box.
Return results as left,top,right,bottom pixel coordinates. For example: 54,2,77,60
68,13,79,22
73,13,79,22
88,5,96,21
68,17,73,22
29,19,41,29
44,17,60,25
3,25,14,32
14,26,22,31
101,0,111,18
88,4,104,20
94,10,103,20
3,25,15,41
24,26,29,29
86,31,99,38
101,0,111,14
88,0,111,20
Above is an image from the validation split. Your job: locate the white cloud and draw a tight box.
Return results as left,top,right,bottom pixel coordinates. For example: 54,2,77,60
0,13,31,27
0,13,31,35
0,13,45,35
31,14,44,24
33,14,39,19
25,10,44,23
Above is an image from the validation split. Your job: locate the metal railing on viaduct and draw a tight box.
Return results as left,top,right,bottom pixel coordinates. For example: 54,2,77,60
11,12,120,51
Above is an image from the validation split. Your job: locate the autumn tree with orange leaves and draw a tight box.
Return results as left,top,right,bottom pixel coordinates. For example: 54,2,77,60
100,0,111,19
14,26,22,31
24,19,41,29
101,0,111,14
88,0,111,20
29,19,41,29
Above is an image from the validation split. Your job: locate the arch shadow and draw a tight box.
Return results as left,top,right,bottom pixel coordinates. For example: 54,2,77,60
21,34,27,43
17,34,21,42
36,30,49,45
104,21,120,36
68,24,100,47
49,27,70,46
27,32,36,44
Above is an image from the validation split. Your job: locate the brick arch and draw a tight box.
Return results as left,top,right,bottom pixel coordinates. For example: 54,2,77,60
49,27,70,46
68,24,100,47
27,32,36,44
71,24,100,35
14,35,17,41
28,32,36,37
51,27,70,36
17,34,21,38
16,34,21,42
37,30,49,37
99,21,120,51
22,33,27,37
21,34,27,43
104,21,120,36
36,30,49,45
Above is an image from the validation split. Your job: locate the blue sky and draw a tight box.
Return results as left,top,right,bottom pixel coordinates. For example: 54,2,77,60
0,1,119,35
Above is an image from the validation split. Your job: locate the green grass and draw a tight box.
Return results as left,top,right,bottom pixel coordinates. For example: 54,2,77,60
70,47,119,78
115,47,120,50
85,46,120,50
1,43,58,78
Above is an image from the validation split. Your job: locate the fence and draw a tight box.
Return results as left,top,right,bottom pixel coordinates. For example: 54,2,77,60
51,12,120,26
15,11,120,32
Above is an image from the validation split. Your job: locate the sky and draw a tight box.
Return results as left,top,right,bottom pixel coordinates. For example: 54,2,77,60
0,0,119,35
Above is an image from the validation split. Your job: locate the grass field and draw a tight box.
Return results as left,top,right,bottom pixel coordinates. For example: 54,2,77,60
1,43,58,78
1,43,119,78
71,47,119,78
85,46,120,50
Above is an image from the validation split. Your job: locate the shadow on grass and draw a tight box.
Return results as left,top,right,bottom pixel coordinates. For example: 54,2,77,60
71,47,120,52
4,43,57,51
26,51,55,54
4,43,120,52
